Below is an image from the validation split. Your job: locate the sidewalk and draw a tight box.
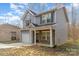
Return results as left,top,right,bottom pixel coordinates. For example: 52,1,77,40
0,43,32,49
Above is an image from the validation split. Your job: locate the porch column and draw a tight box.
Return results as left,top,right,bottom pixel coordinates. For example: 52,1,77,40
34,30,36,44
50,27,53,47
30,30,32,44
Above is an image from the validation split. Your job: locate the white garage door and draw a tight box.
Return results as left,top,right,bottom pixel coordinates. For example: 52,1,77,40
21,30,31,44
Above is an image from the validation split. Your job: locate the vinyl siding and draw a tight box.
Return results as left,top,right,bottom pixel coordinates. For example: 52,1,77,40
55,8,68,45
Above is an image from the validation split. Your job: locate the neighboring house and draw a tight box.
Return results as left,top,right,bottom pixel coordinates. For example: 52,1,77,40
21,7,69,47
0,24,20,42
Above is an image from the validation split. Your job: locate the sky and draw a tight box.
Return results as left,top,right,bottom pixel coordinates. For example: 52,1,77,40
0,3,78,27
0,3,28,26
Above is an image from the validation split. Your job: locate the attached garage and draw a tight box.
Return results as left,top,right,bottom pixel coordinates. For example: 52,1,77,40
21,30,33,44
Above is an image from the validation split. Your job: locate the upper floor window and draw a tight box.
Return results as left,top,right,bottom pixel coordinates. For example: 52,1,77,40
47,13,51,22
41,13,52,24
23,20,31,29
42,14,47,24
25,20,31,26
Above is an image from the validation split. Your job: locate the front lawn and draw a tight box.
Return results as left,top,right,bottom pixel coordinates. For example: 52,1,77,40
0,39,79,56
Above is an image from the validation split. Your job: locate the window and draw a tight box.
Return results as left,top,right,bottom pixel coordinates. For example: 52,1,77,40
11,32,16,40
42,31,50,40
24,13,31,26
41,14,47,24
41,13,51,24
47,31,50,40
47,13,51,22
25,20,31,26
42,32,46,40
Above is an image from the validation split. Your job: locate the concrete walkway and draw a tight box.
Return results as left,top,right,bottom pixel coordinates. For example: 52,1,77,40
0,43,33,49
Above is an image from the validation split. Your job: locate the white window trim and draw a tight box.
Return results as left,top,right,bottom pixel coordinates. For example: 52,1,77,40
42,31,50,40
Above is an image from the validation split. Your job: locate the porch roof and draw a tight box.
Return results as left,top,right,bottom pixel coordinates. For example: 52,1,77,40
21,23,55,31
31,22,56,27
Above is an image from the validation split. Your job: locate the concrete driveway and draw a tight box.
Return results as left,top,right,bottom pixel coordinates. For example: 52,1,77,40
0,43,32,49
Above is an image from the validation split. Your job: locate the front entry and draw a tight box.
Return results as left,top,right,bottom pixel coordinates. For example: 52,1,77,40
34,29,55,47
36,30,50,45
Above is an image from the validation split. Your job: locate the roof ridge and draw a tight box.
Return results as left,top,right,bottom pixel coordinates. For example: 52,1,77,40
28,9,37,15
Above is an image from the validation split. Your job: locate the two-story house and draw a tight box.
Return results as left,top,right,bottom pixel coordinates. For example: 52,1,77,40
21,6,69,47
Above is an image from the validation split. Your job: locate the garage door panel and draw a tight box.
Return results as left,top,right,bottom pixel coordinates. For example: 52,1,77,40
22,30,32,44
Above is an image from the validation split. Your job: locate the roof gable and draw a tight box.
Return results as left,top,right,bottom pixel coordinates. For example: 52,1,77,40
36,8,56,16
21,7,69,23
21,9,36,20
29,23,36,28
36,7,69,23
28,9,37,16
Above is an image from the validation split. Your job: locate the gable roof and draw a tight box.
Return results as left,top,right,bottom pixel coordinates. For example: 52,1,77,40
21,7,69,23
36,7,69,23
28,23,36,27
28,22,56,27
36,8,56,16
21,9,37,20
28,9,37,15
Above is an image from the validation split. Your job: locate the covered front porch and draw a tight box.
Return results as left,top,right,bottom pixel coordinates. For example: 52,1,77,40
32,25,55,47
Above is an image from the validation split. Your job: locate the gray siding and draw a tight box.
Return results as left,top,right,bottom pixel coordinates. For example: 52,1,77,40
55,8,68,45
31,15,36,24
23,20,26,28
23,13,37,28
36,17,41,25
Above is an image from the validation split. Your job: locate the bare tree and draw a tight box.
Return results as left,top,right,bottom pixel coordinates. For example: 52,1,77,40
28,3,35,10
72,4,78,41
27,3,47,13
56,3,64,8
39,3,47,12
5,15,12,24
